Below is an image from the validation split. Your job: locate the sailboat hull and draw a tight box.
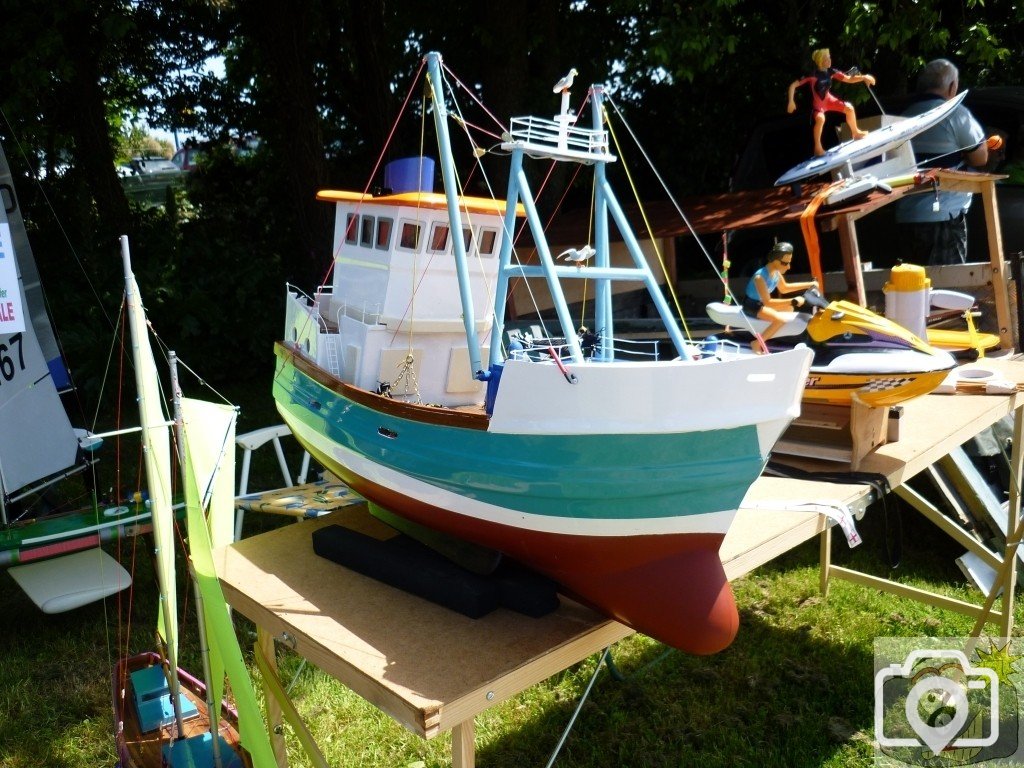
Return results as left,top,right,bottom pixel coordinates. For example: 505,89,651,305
273,342,812,654
112,653,249,768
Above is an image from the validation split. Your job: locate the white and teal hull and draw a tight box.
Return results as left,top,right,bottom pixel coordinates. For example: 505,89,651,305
273,343,812,654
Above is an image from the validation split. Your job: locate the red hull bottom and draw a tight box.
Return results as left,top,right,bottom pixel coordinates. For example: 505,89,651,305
315,455,739,655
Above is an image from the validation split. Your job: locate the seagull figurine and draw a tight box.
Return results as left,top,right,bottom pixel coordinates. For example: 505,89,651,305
558,244,595,266
553,68,578,93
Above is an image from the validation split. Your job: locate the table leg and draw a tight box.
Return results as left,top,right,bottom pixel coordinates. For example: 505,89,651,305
258,627,289,767
452,719,475,768
1000,404,1023,638
819,524,832,597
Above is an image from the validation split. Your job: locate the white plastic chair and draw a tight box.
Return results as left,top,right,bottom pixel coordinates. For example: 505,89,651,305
234,424,312,541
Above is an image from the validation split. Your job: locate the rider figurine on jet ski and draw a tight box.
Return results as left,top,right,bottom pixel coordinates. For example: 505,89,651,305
742,242,819,354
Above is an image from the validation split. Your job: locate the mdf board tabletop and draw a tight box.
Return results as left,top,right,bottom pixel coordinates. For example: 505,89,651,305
214,508,632,739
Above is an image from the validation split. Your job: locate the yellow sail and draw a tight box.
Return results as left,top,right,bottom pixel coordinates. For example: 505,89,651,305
121,239,178,679
181,398,276,767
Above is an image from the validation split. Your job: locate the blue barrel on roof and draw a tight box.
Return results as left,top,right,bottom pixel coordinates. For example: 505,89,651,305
384,157,436,193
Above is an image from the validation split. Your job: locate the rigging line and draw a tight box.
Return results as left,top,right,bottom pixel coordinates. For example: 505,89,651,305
385,69,463,347
0,108,118,337
845,67,885,115
603,101,692,340
604,96,721,279
387,69,509,351
440,71,503,330
507,87,592,254
917,140,992,169
150,331,234,408
313,55,430,295
448,112,504,142
91,300,126,434
406,93,431,355
507,160,587,343
504,90,592,342
275,53,431,391
441,62,508,133
579,173,597,328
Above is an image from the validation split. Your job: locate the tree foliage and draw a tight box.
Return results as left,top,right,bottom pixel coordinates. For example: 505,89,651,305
0,0,1021,395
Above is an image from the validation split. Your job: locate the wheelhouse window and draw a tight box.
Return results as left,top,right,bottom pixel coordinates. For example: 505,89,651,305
360,215,375,247
462,227,473,253
344,213,359,244
376,217,394,250
398,221,422,251
478,228,497,256
428,222,450,253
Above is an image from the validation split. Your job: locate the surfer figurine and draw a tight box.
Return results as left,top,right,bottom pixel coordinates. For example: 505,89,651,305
787,48,877,156
742,242,818,354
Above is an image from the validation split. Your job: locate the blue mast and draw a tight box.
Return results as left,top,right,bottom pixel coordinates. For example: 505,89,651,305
424,52,485,378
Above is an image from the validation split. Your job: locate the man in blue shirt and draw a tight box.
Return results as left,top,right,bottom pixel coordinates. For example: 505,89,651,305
895,59,988,265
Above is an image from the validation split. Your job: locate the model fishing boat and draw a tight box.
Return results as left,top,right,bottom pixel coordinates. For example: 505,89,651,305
706,289,956,407
111,238,275,767
272,52,813,655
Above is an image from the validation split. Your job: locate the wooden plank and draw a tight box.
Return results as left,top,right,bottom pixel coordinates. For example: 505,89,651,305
937,447,1014,546
829,565,1004,622
777,358,1024,485
723,477,871,580
837,215,866,305
452,721,474,768
255,632,329,768
894,484,1001,572
849,394,889,471
1001,406,1024,637
257,628,289,768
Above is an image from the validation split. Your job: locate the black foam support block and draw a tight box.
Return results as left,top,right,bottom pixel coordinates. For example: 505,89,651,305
312,524,500,618
311,524,560,619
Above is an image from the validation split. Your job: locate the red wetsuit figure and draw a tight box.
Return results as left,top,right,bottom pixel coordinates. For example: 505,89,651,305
787,48,876,156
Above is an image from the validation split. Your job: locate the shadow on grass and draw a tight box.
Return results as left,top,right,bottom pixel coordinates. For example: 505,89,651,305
0,479,1016,768
470,603,876,768
471,492,1011,768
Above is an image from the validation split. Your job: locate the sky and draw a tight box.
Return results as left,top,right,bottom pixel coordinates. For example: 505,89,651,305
147,56,225,150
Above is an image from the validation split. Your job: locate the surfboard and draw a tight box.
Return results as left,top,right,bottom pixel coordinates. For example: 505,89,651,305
774,91,968,187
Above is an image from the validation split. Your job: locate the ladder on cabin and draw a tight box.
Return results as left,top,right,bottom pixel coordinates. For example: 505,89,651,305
324,335,342,377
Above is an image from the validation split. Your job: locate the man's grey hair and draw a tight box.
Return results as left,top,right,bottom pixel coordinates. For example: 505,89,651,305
917,59,958,94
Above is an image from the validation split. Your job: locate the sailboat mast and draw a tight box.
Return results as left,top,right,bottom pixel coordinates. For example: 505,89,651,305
120,235,186,735
168,351,225,768
424,52,485,380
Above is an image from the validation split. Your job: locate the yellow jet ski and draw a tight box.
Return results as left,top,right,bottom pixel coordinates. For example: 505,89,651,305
706,289,956,407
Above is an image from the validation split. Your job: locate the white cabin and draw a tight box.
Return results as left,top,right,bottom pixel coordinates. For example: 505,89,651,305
284,189,522,407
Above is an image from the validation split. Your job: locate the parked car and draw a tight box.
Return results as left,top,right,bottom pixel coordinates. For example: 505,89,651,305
118,156,183,209
120,156,182,176
171,145,204,172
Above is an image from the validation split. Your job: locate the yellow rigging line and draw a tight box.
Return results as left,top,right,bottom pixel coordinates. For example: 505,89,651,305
579,174,596,329
603,107,692,340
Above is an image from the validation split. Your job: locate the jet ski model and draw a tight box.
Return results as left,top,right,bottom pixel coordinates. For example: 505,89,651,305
706,289,956,408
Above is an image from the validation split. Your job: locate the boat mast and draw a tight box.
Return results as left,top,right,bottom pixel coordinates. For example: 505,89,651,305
591,85,613,359
586,86,691,359
168,351,225,768
120,235,186,735
424,52,485,379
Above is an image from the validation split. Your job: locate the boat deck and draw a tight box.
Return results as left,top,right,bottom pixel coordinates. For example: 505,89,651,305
216,357,1024,767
